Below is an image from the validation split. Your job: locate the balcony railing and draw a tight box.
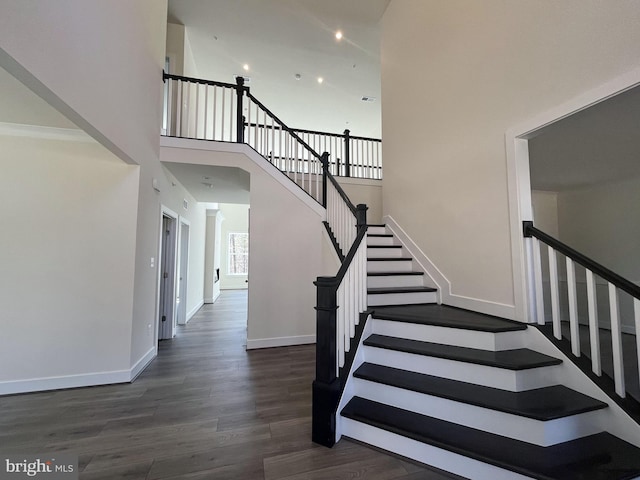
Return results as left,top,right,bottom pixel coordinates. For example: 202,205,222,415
162,73,382,180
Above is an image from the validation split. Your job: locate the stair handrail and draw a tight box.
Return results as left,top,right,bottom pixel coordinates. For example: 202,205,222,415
523,221,640,399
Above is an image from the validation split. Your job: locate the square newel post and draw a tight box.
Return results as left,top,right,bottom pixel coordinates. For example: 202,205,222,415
312,275,340,447
343,129,351,177
356,204,368,229
321,152,329,208
235,76,245,144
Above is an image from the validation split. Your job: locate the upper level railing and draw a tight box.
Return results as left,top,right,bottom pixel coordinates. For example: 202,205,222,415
163,73,382,180
523,221,640,399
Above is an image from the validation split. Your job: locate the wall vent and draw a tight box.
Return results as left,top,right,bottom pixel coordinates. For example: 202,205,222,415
183,199,188,210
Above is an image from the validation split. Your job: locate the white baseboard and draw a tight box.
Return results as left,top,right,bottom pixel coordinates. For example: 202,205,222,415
246,334,315,350
130,347,156,381
186,299,205,323
204,290,221,305
383,215,517,320
0,369,131,396
0,347,158,396
383,215,447,296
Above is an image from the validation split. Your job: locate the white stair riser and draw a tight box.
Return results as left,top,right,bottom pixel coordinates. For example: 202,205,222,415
367,236,396,246
368,291,437,306
364,346,560,391
371,319,525,351
367,260,413,273
367,247,404,258
367,226,387,235
352,378,603,446
368,275,425,289
340,418,534,480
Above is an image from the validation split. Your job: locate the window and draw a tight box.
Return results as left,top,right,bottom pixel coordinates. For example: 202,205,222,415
228,232,249,275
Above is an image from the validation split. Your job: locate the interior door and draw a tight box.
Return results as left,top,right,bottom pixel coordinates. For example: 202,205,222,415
159,214,177,340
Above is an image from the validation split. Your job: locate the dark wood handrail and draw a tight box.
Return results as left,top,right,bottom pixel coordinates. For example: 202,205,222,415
163,71,237,89
523,221,640,299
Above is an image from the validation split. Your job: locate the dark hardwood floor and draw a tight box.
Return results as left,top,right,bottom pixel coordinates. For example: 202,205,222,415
0,290,463,479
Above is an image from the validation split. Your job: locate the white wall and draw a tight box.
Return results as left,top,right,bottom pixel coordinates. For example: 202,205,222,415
219,203,250,290
531,191,559,238
204,208,223,303
160,139,328,349
0,1,215,389
0,134,139,392
336,177,383,225
381,0,640,318
557,178,640,283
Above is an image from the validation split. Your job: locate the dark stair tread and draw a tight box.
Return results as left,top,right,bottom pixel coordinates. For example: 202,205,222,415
341,397,640,480
354,363,608,420
368,286,437,295
367,233,394,238
367,257,413,261
367,245,403,248
371,304,527,332
367,224,386,227
368,271,425,277
363,334,562,370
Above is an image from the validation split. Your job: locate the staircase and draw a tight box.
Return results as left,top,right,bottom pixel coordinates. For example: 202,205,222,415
338,225,640,480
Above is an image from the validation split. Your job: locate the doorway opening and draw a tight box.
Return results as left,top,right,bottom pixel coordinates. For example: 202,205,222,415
158,207,178,342
177,219,190,325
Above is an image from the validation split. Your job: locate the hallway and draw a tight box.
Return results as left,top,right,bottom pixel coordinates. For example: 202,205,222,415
0,290,460,479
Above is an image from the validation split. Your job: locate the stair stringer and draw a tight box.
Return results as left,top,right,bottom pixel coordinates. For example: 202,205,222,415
524,327,640,447
334,314,373,444
383,215,516,319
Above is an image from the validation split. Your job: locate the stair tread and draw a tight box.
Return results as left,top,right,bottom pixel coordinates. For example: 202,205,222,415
364,334,562,370
368,271,424,276
368,245,403,248
367,234,394,238
341,397,640,480
354,363,608,420
371,304,527,332
367,224,386,227
368,286,437,294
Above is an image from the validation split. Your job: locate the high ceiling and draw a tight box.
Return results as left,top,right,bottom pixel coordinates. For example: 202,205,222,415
167,0,389,138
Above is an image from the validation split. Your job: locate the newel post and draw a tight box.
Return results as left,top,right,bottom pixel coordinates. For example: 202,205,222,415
235,76,246,144
321,152,329,208
312,276,340,447
356,204,368,229
343,129,351,177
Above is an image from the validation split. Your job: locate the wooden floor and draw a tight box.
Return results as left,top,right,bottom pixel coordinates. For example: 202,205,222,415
0,290,463,480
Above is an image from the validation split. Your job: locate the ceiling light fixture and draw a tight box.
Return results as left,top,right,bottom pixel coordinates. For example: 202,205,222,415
243,63,250,71
294,73,301,80
335,31,343,40
317,77,324,84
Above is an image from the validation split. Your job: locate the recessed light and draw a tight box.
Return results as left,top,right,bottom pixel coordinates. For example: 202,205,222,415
243,64,250,71
335,31,343,40
317,77,324,84
294,73,301,80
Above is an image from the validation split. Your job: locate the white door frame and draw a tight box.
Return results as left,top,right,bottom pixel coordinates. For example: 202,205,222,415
156,205,180,344
177,217,191,325
506,67,640,324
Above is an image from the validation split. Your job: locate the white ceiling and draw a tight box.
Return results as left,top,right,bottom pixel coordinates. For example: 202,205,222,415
529,85,640,192
167,0,388,138
163,162,250,204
